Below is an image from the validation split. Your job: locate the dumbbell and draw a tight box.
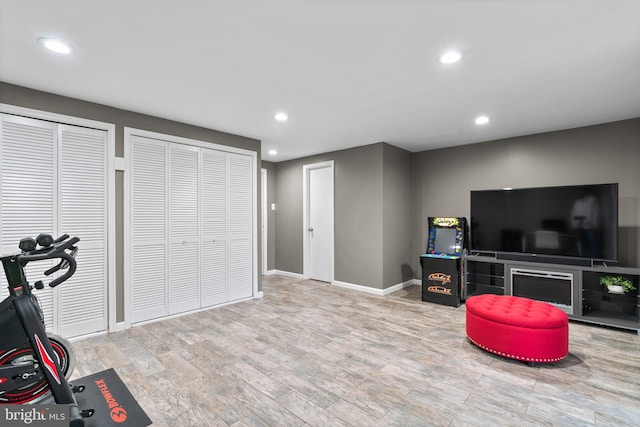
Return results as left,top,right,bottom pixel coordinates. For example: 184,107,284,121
19,237,37,252
36,233,54,248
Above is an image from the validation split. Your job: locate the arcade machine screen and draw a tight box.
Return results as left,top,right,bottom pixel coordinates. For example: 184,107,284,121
433,227,458,254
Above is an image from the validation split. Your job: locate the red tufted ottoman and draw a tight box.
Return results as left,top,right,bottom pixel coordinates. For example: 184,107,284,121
466,294,568,364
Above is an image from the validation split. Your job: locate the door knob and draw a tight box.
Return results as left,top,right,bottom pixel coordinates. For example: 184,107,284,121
308,227,314,232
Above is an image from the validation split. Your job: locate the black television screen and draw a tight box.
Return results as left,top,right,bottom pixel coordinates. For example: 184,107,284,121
470,183,618,261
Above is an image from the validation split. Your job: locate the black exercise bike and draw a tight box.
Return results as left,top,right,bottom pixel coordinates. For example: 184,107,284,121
0,233,93,425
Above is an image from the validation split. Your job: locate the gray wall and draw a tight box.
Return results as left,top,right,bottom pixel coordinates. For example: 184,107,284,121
412,118,640,272
382,144,413,286
334,144,384,288
0,82,262,322
276,144,382,288
273,142,414,290
274,144,385,287
270,118,640,292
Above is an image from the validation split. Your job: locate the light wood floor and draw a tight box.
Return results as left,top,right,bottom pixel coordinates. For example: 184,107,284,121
71,275,640,426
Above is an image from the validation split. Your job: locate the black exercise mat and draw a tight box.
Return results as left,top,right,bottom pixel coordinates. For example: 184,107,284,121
73,368,152,426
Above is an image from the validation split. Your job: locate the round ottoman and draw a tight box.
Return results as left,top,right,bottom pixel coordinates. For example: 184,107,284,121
466,294,568,364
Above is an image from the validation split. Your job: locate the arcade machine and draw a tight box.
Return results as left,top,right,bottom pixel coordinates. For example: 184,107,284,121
420,217,469,307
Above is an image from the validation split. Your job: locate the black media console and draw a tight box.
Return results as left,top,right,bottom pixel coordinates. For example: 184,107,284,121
465,255,640,334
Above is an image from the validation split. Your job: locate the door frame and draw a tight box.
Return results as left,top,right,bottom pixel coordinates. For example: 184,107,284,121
302,160,334,282
261,168,268,275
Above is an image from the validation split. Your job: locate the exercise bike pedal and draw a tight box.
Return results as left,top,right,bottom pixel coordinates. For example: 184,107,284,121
71,383,86,393
81,408,95,418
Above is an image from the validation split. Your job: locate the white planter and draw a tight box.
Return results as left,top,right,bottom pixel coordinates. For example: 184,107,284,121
606,285,625,294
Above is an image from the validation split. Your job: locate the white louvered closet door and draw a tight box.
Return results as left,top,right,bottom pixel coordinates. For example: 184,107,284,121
130,136,167,323
0,115,56,329
58,125,108,337
128,133,254,324
168,144,200,315
201,149,227,307
0,115,108,337
227,153,253,301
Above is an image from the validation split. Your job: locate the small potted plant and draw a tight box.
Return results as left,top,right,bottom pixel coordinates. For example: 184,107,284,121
600,275,636,294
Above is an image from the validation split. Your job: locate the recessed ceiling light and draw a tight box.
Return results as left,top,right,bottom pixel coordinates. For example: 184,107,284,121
268,149,278,156
38,37,73,54
274,112,288,122
439,50,462,64
475,115,490,125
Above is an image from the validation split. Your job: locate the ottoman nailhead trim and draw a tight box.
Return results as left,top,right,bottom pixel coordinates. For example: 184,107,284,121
467,336,568,363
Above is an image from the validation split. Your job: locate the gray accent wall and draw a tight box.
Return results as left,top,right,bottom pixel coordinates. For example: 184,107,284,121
0,82,262,322
271,118,639,293
383,144,413,286
273,142,413,290
334,144,383,288
412,118,640,272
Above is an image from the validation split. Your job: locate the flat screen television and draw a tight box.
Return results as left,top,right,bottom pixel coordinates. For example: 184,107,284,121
470,183,618,262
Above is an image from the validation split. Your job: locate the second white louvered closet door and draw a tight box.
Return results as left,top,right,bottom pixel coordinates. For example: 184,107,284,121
201,149,228,307
128,133,253,324
168,144,200,315
130,135,167,323
58,124,108,337
227,153,253,301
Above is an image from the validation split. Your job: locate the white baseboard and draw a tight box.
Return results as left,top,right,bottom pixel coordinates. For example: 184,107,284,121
381,279,419,295
332,280,384,295
269,270,305,279
332,278,417,296
265,272,420,296
254,291,264,298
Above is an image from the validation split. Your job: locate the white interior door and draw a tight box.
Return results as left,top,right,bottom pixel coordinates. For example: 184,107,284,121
304,162,334,283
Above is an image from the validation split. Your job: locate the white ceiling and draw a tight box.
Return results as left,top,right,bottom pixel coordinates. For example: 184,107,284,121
1,1,640,161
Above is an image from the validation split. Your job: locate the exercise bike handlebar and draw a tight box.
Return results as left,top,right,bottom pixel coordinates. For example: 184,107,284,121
18,235,80,288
